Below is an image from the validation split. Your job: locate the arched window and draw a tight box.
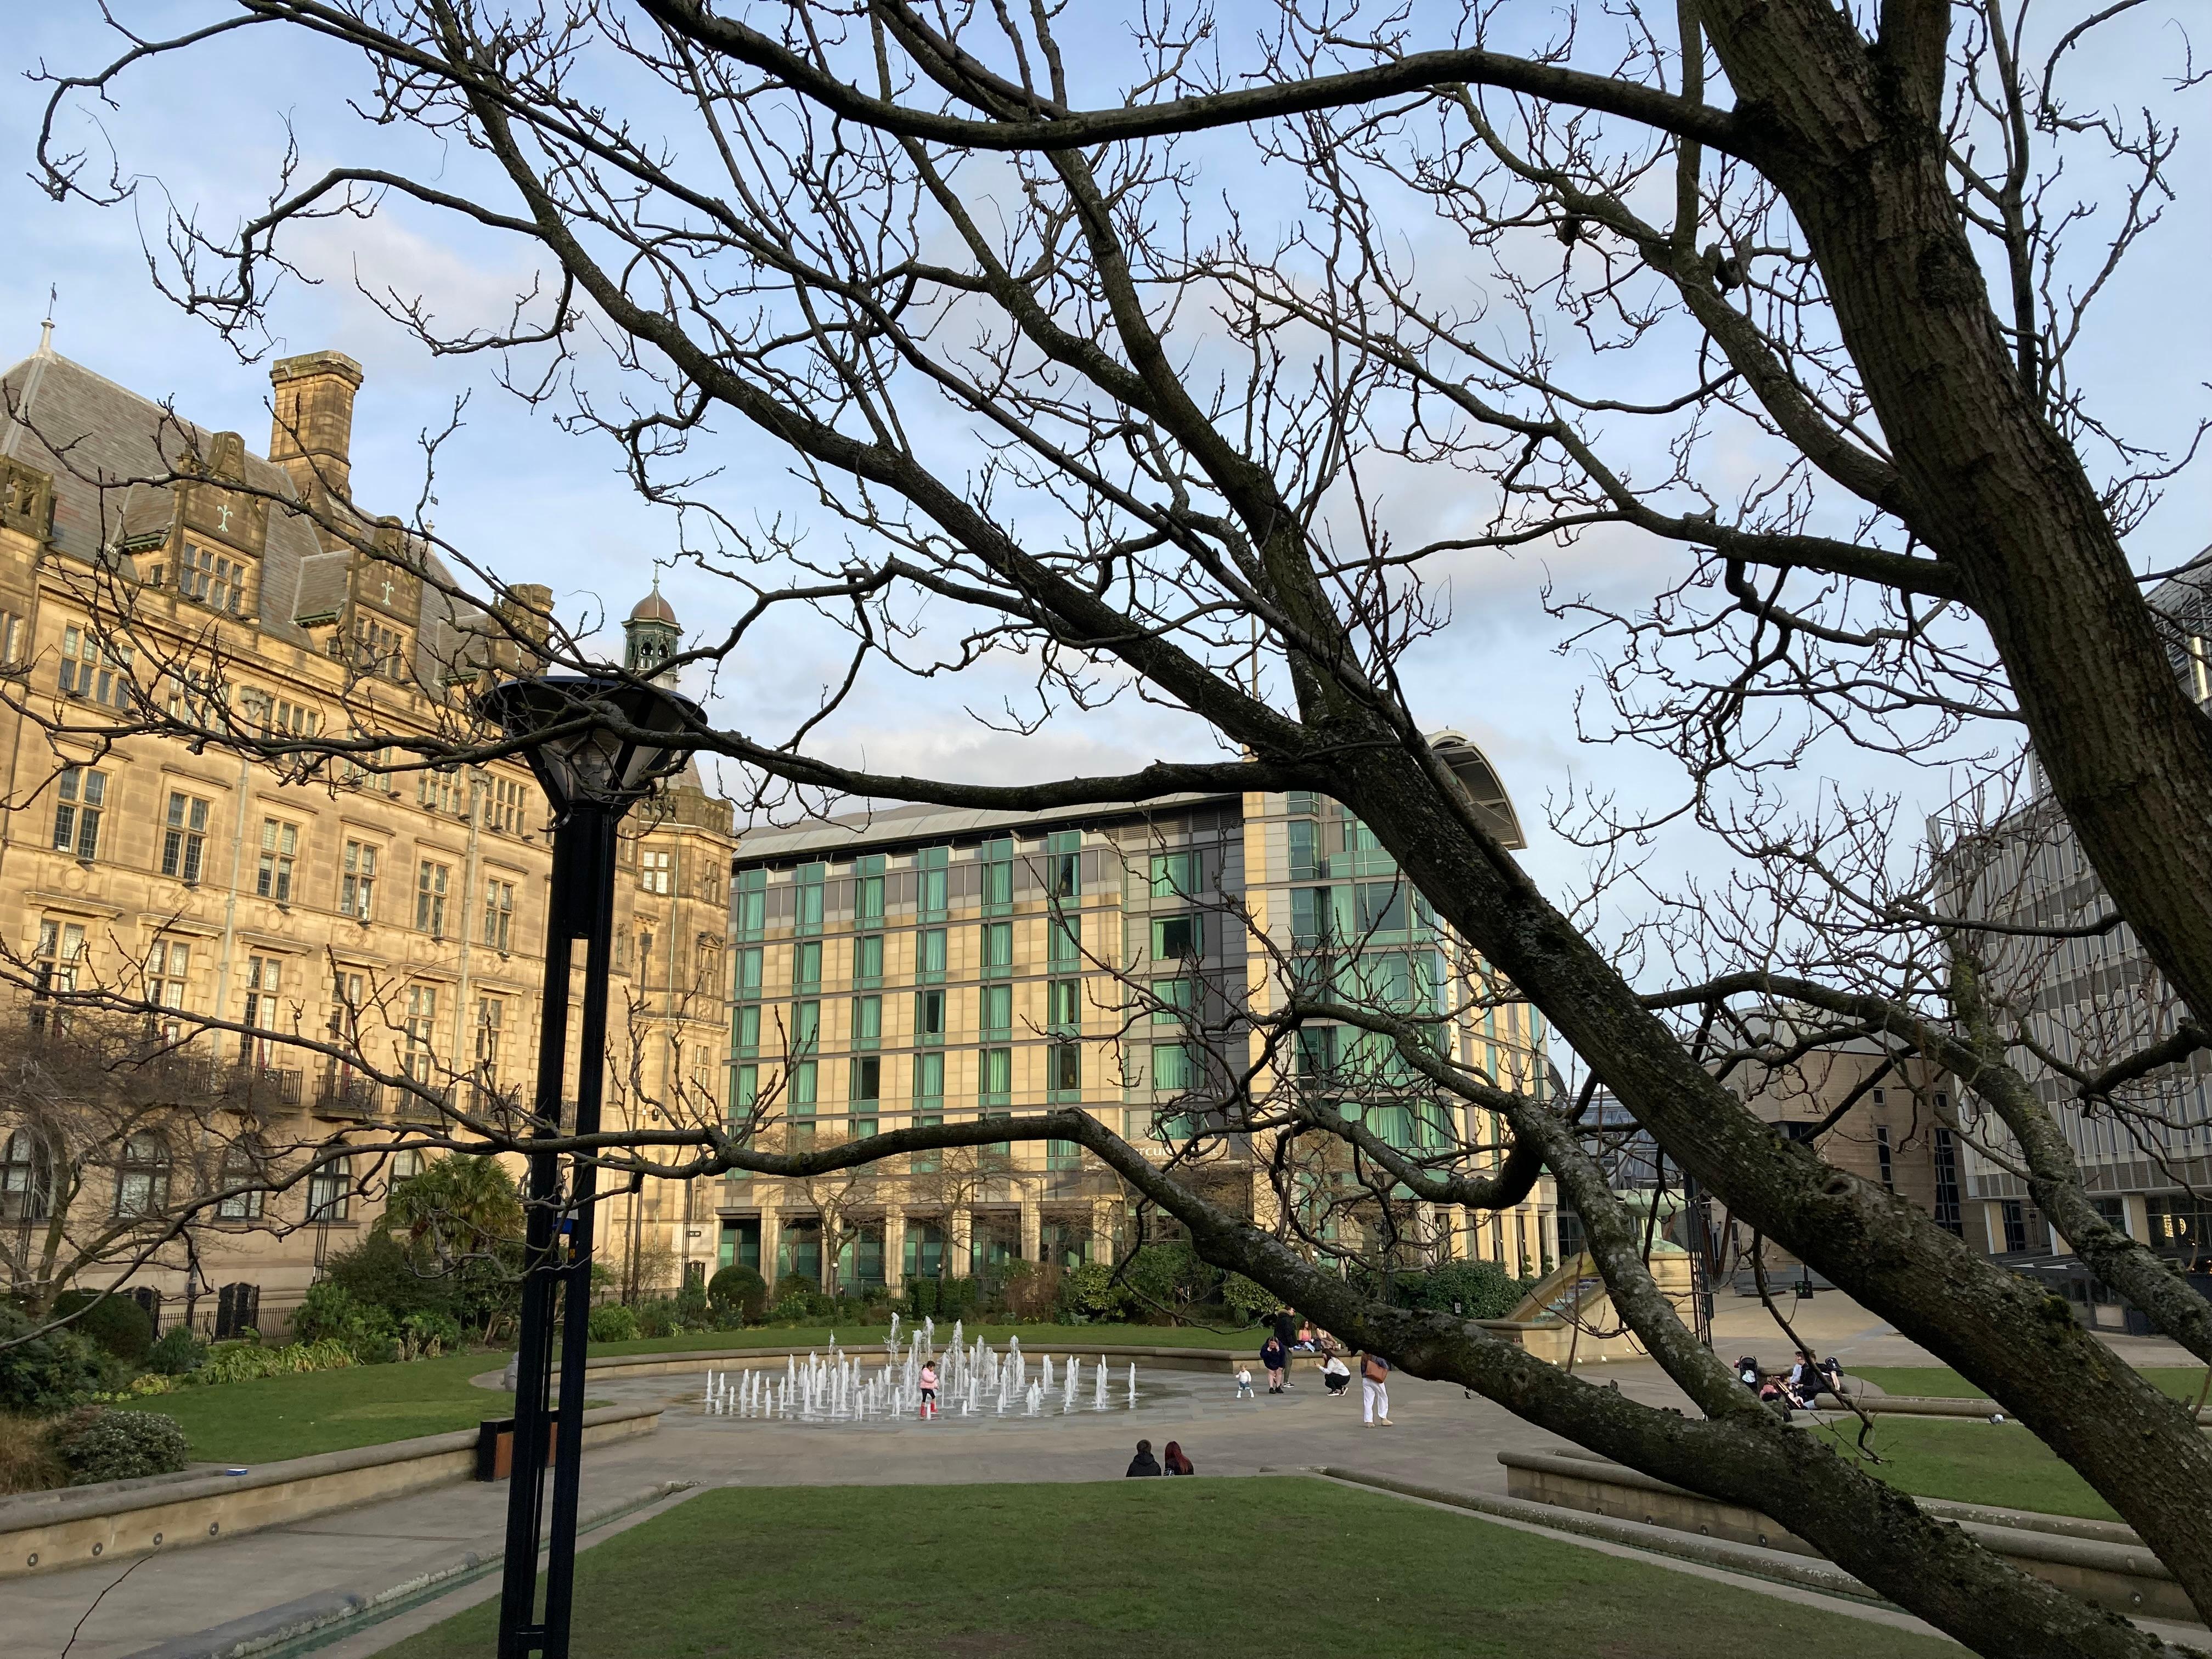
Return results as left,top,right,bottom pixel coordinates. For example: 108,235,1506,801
216,1137,266,1221
113,1130,171,1217
307,1154,352,1223
1,1127,52,1222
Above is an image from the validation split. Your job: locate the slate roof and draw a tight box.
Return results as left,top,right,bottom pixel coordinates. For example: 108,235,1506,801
0,342,480,678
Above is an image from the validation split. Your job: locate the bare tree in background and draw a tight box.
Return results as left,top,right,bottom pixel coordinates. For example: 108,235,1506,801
20,3,2212,1650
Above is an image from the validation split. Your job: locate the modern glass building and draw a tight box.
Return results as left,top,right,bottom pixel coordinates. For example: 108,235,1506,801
716,736,1559,1292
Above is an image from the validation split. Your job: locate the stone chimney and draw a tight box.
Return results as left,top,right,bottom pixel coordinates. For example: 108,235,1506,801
268,351,364,504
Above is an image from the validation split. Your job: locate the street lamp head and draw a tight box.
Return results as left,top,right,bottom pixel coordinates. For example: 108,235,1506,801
476,674,701,819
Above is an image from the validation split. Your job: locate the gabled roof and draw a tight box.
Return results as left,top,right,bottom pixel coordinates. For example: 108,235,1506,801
0,343,479,678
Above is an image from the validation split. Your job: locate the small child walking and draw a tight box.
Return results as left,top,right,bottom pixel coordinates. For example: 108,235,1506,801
919,1361,939,1418
1234,1365,1255,1400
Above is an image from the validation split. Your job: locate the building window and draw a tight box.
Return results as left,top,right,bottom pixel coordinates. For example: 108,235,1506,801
854,933,883,989
307,1155,352,1223
484,775,528,834
1049,912,1082,970
1048,978,1084,1034
1875,1124,1895,1192
792,1000,821,1055
855,855,885,926
735,946,763,1001
734,1003,761,1059
789,1059,819,1144
50,768,105,861
329,969,365,1074
216,1138,265,1221
916,928,947,984
981,920,1013,979
1150,913,1199,962
2000,1199,2030,1255
417,770,462,815
1932,1127,1963,1237
1047,830,1081,900
1152,1041,1193,1095
242,955,286,1065
1288,817,1322,881
793,940,822,993
482,878,516,952
403,985,439,1085
36,918,87,994
1355,880,1408,935
1149,850,1199,900
255,819,298,902
341,840,379,920
0,610,22,667
640,848,674,895
983,838,1014,915
353,614,404,676
916,989,946,1045
734,868,767,940
162,792,211,883
917,847,949,920
850,1056,882,1137
416,861,450,936
851,994,882,1051
272,697,320,738
148,937,191,1035
1149,977,1194,1027
794,862,826,934
980,983,1012,1039
58,624,133,706
1048,1039,1082,1098
179,542,247,613
1,1128,52,1222
980,1046,1012,1108
475,997,504,1082
114,1131,171,1217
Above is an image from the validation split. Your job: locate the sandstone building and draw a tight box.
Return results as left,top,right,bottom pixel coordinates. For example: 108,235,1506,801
0,333,732,1333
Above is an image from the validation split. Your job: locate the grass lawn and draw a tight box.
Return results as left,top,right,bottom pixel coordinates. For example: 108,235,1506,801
147,1351,520,1464
587,1321,1263,1359
381,1480,1958,1659
1854,1363,2210,1403
1806,1415,2136,1520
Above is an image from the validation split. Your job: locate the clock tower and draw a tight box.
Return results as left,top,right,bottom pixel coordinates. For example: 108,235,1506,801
624,582,680,683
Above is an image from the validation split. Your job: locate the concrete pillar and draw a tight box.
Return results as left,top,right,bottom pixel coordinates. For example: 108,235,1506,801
759,1208,782,1285
1019,1198,1042,1263
884,1210,907,1291
2122,1193,2148,1244
950,1206,973,1278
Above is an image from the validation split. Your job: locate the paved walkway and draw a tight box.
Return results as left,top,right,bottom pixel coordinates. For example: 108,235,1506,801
12,1299,2200,1657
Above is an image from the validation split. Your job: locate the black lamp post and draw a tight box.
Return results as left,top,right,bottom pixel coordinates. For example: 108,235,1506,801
477,674,698,1659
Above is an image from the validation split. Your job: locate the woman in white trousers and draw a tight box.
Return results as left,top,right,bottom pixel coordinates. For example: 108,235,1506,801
1359,1351,1393,1425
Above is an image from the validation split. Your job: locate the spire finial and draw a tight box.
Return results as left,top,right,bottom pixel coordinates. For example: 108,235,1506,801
37,286,57,356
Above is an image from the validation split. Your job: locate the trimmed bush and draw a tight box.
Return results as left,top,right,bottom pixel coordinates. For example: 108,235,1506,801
145,1327,206,1377
53,1407,191,1486
53,1291,155,1364
588,1303,640,1344
707,1265,767,1325
0,1305,108,1414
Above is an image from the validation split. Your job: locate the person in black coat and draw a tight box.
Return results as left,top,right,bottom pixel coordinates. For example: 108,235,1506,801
1260,1334,1288,1393
1126,1439,1163,1476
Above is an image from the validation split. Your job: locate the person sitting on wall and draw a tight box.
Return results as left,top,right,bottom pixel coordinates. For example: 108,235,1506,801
1126,1439,1163,1476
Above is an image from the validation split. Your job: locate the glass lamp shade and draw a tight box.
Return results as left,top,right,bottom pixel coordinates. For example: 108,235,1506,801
476,675,701,816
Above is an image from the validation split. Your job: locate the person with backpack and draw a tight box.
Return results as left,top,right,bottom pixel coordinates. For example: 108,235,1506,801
1358,1348,1393,1426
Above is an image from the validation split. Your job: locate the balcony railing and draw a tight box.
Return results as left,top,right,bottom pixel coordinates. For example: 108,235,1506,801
233,1063,303,1110
313,1073,385,1119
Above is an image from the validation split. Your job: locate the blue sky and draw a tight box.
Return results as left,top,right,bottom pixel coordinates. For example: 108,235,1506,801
4,3,2207,922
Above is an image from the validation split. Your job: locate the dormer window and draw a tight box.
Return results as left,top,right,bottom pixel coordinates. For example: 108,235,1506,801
353,615,407,679
179,541,249,614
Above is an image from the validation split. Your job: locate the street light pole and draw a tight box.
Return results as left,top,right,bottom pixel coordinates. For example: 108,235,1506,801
477,676,697,1659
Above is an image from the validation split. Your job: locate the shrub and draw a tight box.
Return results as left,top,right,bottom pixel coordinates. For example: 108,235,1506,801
398,1309,464,1360
634,1298,681,1340
1389,1260,1531,1321
770,1276,823,1321
52,1291,155,1364
906,1277,939,1318
1220,1272,1281,1326
673,1283,712,1330
293,1280,400,1364
1000,1260,1061,1321
707,1265,768,1326
146,1326,207,1377
588,1303,640,1344
0,1305,108,1414
193,1338,354,1386
0,1412,66,1494
53,1407,191,1486
1056,1262,1125,1322
1119,1242,1220,1321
